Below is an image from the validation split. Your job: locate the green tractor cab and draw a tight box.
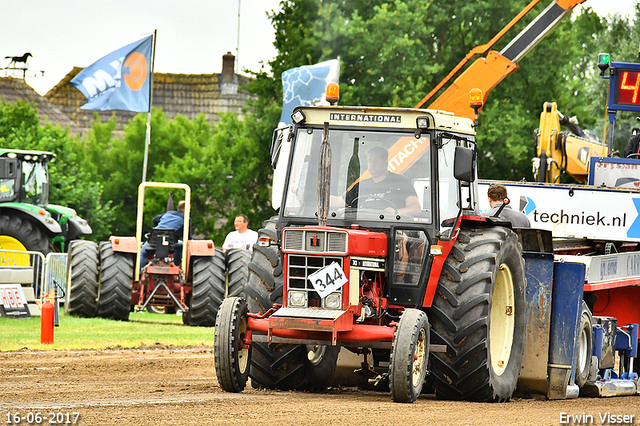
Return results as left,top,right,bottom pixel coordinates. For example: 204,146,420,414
0,149,91,260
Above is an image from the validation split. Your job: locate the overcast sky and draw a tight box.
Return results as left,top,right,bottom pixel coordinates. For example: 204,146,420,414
0,0,637,97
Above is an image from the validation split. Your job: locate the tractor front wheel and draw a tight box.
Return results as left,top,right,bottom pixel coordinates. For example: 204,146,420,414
65,241,99,317
214,297,251,392
97,241,133,321
429,226,526,402
389,308,430,403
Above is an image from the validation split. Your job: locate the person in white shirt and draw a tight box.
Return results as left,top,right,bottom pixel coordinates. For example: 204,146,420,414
222,214,258,252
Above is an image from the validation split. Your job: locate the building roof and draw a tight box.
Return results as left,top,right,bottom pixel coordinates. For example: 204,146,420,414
0,76,79,132
45,52,254,136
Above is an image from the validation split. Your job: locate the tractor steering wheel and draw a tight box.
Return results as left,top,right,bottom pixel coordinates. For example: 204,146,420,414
349,195,397,211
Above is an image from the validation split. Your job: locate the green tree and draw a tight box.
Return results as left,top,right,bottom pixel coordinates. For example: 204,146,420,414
246,0,606,183
0,99,114,241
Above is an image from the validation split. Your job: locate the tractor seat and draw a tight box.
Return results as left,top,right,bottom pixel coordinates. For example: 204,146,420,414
146,228,178,260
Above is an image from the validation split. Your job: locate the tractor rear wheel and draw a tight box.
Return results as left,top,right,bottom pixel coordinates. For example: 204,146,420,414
183,254,225,327
97,241,133,321
304,345,340,391
0,214,53,256
390,308,430,403
246,217,307,391
428,226,526,402
65,240,99,317
214,297,251,392
226,248,251,299
575,302,593,388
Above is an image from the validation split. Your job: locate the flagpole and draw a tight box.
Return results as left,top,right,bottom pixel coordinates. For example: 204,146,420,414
142,29,157,183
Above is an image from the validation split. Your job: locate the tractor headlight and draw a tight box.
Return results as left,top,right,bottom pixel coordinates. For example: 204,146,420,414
323,292,342,309
288,290,307,308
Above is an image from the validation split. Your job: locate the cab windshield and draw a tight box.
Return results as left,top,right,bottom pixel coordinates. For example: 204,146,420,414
283,127,432,223
21,161,49,206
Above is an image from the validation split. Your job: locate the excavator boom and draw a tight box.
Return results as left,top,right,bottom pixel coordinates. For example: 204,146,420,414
422,0,586,120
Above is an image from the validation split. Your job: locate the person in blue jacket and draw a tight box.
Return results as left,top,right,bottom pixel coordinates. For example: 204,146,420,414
140,200,192,268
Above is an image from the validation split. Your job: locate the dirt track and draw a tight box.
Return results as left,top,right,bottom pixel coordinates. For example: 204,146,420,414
1,347,639,426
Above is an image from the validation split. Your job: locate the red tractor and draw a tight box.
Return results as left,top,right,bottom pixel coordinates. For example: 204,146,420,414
214,99,528,402
66,182,225,326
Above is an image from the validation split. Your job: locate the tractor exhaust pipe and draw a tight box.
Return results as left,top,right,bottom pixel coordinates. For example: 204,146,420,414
318,122,331,226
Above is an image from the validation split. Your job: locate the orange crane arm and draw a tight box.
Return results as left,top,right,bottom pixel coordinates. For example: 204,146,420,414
418,0,586,121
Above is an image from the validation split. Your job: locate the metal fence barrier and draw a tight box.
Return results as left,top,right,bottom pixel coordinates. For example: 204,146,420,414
0,250,67,303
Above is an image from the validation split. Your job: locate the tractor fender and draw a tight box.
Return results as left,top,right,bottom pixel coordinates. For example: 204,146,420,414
46,204,92,239
422,214,512,307
66,216,93,239
0,204,62,235
109,236,139,254
187,240,216,257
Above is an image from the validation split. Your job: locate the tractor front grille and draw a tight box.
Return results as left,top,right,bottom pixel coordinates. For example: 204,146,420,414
286,254,344,308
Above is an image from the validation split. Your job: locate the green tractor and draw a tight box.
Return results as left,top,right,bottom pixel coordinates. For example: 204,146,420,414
0,149,91,261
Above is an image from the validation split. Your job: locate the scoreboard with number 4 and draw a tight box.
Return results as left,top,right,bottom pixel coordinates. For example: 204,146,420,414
609,62,640,113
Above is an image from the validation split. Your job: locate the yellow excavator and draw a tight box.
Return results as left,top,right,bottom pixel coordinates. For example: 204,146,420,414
533,102,607,183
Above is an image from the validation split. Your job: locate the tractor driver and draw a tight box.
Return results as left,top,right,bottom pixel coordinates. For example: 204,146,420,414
337,146,421,217
140,200,192,268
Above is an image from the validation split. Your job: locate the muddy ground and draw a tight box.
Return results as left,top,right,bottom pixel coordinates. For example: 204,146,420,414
1,346,639,426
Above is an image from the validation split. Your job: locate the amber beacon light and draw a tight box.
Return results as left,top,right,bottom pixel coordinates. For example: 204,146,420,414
469,88,484,126
326,83,339,105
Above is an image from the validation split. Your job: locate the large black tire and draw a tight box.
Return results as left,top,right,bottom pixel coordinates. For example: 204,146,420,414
428,226,526,402
226,248,251,299
97,241,133,321
245,218,283,314
65,240,99,317
0,214,53,255
250,342,308,390
246,217,307,390
183,254,226,327
575,302,593,388
390,308,430,403
304,345,341,391
214,297,251,392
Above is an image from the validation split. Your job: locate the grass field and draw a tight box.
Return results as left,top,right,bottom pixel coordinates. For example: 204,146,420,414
0,309,214,351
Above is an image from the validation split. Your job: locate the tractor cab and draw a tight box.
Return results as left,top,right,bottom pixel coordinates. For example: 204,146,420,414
0,149,91,252
0,149,53,206
272,104,479,306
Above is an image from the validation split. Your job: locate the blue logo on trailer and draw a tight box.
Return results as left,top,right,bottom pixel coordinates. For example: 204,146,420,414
628,199,640,238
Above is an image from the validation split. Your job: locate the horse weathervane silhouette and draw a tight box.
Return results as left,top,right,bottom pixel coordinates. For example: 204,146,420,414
3,52,43,80
5,52,32,68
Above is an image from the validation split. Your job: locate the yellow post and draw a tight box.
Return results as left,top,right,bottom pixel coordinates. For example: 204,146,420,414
134,182,191,282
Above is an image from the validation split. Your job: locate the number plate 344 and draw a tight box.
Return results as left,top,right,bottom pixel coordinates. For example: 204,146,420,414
308,262,348,299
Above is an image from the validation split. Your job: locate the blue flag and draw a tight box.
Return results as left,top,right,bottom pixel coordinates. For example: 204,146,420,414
71,35,153,112
280,59,340,125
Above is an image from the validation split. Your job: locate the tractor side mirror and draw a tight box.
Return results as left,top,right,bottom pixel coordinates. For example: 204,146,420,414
0,157,18,179
270,126,291,167
454,146,476,182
